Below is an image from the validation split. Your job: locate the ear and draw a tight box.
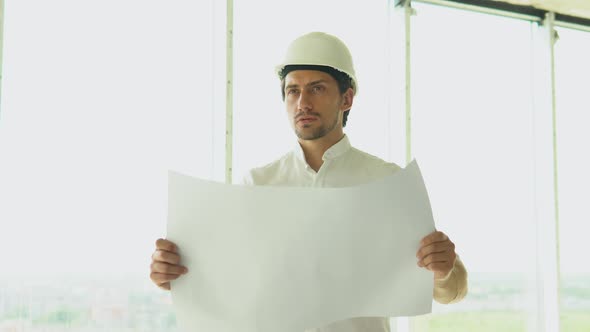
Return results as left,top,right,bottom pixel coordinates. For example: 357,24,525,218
340,88,354,111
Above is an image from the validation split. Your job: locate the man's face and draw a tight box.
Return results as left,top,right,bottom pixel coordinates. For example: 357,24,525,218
283,70,352,141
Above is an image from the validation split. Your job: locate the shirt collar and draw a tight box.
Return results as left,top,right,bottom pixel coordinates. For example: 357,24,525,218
293,134,352,163
322,135,352,160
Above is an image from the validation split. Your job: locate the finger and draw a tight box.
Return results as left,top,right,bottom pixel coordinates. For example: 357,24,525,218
156,238,178,253
158,282,171,290
150,262,188,275
418,252,452,267
152,249,181,265
150,272,184,284
424,261,454,275
416,241,455,260
420,231,448,246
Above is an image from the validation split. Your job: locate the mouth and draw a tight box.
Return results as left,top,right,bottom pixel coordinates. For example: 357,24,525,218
296,116,318,124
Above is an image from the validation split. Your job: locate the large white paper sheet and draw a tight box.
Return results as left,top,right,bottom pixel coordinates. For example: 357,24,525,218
167,160,435,332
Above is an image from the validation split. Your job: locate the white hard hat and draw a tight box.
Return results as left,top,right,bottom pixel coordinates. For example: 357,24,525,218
276,32,358,94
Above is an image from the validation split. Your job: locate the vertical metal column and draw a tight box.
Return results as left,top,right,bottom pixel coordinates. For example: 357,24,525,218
399,1,414,329
546,11,562,332
387,0,408,168
225,0,234,184
404,0,413,165
531,11,561,332
392,0,414,168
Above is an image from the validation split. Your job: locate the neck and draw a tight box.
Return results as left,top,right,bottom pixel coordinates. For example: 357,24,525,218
298,130,345,172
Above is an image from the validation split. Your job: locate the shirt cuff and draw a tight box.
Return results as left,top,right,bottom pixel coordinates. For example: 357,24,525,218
433,256,468,304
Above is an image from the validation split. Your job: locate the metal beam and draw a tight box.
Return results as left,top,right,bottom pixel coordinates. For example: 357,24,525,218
414,0,590,30
413,0,543,22
546,12,562,332
404,1,413,165
531,12,561,332
225,0,234,184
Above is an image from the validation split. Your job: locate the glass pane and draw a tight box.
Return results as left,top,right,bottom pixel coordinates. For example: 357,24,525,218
554,26,590,332
409,3,536,332
0,1,219,330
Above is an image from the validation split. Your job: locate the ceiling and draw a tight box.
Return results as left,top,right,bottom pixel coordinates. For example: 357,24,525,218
495,0,590,20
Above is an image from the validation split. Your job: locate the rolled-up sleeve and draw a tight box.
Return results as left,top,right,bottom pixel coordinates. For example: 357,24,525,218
433,257,468,304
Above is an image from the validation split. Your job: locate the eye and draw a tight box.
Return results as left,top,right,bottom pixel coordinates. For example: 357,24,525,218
312,85,324,93
287,89,299,96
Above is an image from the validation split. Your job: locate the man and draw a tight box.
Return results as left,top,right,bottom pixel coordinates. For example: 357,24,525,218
150,32,468,331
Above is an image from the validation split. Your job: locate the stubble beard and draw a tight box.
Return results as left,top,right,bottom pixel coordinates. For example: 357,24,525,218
295,112,340,141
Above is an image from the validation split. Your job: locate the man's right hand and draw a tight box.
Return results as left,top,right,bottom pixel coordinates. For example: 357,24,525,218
150,238,188,290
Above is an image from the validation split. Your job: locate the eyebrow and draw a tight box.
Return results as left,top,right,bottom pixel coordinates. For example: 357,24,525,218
285,80,328,91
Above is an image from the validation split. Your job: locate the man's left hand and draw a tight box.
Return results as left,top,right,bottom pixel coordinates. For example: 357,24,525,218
416,231,456,280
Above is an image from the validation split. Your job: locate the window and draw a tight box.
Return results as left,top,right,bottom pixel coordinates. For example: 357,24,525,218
554,26,590,332
1,1,589,332
0,1,221,330
409,3,536,331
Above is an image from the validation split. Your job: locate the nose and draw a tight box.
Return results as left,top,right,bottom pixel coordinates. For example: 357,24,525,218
297,90,312,111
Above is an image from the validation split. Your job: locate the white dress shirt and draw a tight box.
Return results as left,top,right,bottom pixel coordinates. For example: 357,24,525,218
244,135,400,188
243,135,466,332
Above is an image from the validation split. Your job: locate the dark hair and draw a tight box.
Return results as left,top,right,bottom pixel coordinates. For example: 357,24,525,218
279,65,353,127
